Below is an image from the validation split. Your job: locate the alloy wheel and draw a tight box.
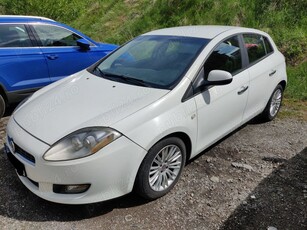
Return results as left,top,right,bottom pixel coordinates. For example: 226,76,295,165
269,88,282,117
148,145,182,192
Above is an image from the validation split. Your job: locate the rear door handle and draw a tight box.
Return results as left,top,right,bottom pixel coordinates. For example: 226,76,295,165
237,86,249,95
46,55,59,60
269,70,276,76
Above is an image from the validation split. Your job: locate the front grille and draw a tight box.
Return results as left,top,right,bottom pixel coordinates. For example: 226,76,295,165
15,144,36,164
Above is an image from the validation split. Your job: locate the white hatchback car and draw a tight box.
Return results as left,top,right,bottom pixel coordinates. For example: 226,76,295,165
5,26,287,204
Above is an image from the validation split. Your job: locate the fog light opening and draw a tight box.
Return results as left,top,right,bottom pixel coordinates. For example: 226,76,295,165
53,184,90,194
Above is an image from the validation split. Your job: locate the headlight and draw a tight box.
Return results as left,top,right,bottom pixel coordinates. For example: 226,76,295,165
43,127,121,161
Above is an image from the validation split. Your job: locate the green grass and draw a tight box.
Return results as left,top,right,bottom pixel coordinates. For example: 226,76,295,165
279,99,307,121
1,0,306,101
285,62,307,100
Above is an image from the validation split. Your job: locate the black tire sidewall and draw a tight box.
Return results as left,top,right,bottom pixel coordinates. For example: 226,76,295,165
262,84,283,121
135,137,186,200
0,95,5,118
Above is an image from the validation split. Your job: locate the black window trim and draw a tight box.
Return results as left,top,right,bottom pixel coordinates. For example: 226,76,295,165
24,24,40,47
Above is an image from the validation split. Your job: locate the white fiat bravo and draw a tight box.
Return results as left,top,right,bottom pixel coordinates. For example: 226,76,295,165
5,26,287,204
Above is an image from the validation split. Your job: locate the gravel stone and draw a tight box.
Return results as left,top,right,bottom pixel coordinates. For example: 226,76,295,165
210,176,220,183
231,162,254,171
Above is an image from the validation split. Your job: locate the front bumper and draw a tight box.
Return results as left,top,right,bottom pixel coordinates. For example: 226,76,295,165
5,117,147,204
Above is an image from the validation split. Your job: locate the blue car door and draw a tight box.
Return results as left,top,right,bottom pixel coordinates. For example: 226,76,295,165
30,24,100,82
0,24,50,92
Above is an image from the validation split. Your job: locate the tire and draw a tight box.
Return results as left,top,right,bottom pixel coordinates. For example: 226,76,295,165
0,95,5,119
135,137,186,200
260,84,283,122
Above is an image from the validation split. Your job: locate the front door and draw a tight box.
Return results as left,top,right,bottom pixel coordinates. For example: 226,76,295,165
31,24,93,82
194,35,249,153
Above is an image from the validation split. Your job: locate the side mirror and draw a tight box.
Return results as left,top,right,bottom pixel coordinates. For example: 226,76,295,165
77,38,90,51
206,70,233,86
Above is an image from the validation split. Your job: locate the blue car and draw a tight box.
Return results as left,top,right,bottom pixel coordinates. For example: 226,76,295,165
0,15,118,118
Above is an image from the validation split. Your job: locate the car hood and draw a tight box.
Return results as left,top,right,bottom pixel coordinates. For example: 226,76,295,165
14,70,169,145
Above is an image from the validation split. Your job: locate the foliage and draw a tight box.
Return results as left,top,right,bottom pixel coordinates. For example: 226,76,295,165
1,0,306,100
286,62,307,100
0,0,88,22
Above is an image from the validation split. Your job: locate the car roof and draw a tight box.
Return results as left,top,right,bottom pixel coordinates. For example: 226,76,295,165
143,25,259,39
0,15,55,23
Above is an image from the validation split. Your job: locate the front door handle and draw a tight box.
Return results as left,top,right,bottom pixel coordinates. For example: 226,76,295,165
269,70,276,76
47,55,59,60
237,86,249,95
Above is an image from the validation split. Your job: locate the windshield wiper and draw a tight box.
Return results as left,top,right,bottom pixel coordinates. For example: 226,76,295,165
96,68,150,87
94,67,106,78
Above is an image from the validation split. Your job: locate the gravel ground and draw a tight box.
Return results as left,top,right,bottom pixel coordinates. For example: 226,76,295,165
0,115,306,230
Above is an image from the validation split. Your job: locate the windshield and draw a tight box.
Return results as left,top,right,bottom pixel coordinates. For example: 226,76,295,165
91,35,209,89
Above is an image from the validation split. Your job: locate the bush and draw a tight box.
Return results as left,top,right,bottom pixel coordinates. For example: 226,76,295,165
1,0,88,23
1,0,306,100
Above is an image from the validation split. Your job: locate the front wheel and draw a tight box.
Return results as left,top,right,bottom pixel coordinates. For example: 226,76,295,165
135,137,186,200
260,84,284,121
0,95,5,119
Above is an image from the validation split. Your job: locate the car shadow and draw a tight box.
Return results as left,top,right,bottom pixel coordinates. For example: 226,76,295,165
186,122,248,165
220,147,307,229
0,147,149,222
186,115,275,165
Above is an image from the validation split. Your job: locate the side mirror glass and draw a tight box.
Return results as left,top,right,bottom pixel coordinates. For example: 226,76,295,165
77,38,90,51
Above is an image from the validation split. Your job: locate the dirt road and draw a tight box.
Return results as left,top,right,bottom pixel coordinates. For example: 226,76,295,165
0,116,306,229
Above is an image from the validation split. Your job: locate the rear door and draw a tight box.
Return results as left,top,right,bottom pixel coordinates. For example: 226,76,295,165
0,24,50,93
30,24,94,82
241,34,277,121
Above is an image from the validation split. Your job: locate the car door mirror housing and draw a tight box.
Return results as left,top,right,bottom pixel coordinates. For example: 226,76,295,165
77,39,91,51
206,70,233,86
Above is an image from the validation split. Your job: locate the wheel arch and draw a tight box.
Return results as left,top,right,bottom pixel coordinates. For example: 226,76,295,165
138,131,193,166
161,132,192,163
0,84,8,102
132,131,193,196
279,80,287,91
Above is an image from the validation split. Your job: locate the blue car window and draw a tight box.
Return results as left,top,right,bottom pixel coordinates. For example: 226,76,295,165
0,24,32,47
33,24,81,47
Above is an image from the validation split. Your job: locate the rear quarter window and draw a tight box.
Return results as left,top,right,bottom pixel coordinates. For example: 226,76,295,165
263,36,274,54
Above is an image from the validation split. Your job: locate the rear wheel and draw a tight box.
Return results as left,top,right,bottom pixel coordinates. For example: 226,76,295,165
135,137,186,200
260,84,283,121
0,95,5,118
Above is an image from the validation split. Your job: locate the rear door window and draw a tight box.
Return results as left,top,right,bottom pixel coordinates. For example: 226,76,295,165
0,24,32,47
243,34,272,64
